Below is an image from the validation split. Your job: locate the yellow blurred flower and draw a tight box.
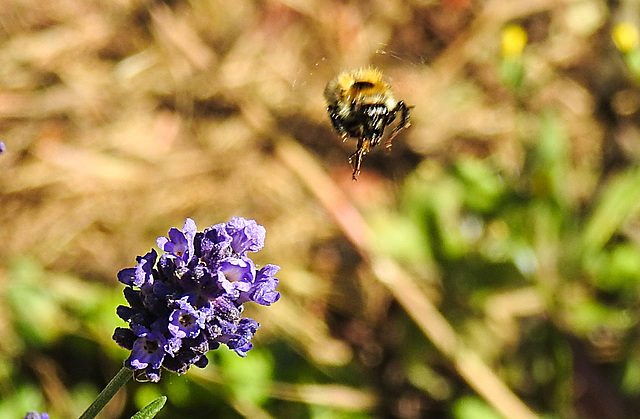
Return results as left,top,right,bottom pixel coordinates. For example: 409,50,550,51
613,22,639,53
501,24,528,58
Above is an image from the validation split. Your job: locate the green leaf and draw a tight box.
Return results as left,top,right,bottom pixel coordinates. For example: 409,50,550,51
453,158,505,212
565,300,634,336
130,396,167,419
587,243,640,291
368,211,431,264
530,111,569,205
219,348,273,405
583,166,640,252
452,396,502,419
500,57,525,90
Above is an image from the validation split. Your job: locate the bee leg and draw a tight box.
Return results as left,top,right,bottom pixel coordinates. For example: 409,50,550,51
369,132,383,148
348,151,361,180
349,138,371,180
385,101,412,150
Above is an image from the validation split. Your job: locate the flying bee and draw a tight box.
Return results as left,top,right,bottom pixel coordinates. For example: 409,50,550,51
323,67,411,180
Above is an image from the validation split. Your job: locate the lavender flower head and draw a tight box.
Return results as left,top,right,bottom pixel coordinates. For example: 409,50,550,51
113,217,280,382
23,413,49,419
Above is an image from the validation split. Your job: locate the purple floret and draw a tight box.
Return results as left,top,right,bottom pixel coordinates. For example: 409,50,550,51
226,217,266,254
157,218,197,266
168,297,206,339
117,249,157,287
216,256,255,297
240,264,281,306
126,326,167,370
23,412,49,419
113,217,280,382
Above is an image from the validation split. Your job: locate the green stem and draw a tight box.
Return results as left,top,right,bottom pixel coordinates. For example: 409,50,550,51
78,366,132,419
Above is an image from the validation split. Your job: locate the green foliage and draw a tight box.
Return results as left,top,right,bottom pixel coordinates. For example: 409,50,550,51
134,386,165,413
369,211,432,264
0,384,47,419
376,99,640,416
217,348,274,406
452,396,502,419
5,258,69,346
583,166,640,252
307,405,372,419
130,396,167,419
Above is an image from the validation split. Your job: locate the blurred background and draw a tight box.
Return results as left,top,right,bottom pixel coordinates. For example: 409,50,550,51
2,0,640,418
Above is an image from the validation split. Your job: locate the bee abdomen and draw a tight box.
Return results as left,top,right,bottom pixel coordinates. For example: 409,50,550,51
357,104,390,144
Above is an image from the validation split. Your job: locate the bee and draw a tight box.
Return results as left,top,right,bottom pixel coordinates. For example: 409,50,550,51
324,67,411,180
